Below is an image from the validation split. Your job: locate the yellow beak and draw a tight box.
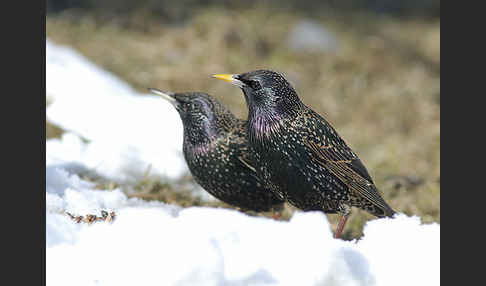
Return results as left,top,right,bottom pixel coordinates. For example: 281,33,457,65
212,74,236,82
212,74,245,88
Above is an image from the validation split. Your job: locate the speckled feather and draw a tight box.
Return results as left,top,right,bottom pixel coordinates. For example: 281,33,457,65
153,90,284,212
234,70,395,217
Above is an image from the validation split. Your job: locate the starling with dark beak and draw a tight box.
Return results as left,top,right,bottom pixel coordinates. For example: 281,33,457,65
213,70,395,238
148,88,284,212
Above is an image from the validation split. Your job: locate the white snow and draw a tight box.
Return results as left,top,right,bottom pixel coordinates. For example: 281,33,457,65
46,40,188,184
45,40,440,286
46,169,439,286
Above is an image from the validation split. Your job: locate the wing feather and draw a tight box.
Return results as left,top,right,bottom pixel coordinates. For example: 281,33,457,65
306,139,394,216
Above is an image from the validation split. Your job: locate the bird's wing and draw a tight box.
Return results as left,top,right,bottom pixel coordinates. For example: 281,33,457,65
237,151,257,174
233,121,259,174
237,147,270,187
306,139,394,216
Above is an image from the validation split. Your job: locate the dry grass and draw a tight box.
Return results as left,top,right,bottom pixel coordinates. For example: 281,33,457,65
46,7,440,239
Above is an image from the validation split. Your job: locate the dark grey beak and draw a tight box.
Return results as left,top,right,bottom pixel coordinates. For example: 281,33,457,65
148,88,178,106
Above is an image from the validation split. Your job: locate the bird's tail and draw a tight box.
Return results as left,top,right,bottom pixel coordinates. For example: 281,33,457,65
382,204,396,218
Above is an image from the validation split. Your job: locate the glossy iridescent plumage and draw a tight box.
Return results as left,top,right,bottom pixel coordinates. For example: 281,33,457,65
148,88,284,212
214,70,395,237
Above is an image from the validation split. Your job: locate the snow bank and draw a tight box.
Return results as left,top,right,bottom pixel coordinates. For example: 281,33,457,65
46,167,439,286
46,40,188,183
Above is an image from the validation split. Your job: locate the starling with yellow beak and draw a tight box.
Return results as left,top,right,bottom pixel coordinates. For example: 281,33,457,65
213,70,395,238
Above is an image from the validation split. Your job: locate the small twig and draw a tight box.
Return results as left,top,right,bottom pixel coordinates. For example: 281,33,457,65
65,210,116,224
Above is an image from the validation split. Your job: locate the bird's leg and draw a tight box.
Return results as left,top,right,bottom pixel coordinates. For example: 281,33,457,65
271,204,284,220
334,205,351,239
334,215,348,239
272,210,282,220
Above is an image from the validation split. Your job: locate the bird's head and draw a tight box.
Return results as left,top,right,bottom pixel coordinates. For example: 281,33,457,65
148,88,235,145
213,70,303,119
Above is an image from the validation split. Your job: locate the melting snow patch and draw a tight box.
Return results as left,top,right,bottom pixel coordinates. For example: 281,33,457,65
46,166,439,286
46,40,188,183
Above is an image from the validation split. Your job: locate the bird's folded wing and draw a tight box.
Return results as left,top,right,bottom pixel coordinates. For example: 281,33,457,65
238,155,257,173
237,145,258,174
306,139,392,214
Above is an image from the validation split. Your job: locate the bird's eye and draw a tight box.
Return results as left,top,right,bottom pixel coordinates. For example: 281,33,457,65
250,80,262,90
